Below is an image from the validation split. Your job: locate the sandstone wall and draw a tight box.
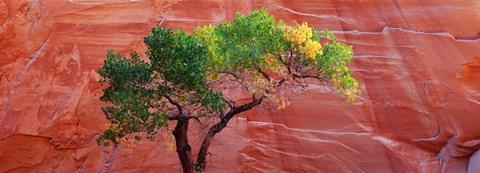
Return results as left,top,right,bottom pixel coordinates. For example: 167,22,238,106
1,0,479,172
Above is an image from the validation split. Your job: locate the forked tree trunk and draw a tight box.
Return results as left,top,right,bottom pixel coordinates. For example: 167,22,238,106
195,98,263,172
173,115,194,173
195,118,226,172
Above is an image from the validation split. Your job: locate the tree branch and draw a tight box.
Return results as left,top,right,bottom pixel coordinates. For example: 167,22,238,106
220,71,251,93
256,65,271,81
195,96,263,172
167,116,178,120
222,97,234,109
165,95,183,115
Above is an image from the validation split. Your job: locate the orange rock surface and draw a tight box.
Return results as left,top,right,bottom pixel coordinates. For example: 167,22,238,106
1,0,480,172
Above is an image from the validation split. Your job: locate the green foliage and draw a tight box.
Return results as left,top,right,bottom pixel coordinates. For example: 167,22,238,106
97,8,359,146
207,9,286,72
97,50,167,146
318,30,359,100
145,28,206,91
144,28,225,110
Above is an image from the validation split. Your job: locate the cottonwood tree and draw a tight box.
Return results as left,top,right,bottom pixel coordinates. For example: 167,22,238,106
97,9,359,173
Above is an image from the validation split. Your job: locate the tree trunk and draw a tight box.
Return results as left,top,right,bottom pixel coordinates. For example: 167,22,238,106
195,98,263,172
173,115,194,173
195,119,225,172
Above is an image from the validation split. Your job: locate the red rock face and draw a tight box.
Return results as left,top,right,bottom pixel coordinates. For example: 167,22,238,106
1,0,479,172
460,57,480,101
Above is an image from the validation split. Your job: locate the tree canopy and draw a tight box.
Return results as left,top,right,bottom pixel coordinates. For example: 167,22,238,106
97,8,359,173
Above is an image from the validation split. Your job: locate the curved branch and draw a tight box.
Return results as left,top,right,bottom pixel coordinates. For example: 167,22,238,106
165,95,183,115
220,71,251,92
256,65,271,81
274,79,286,88
292,74,328,83
195,96,263,172
222,97,234,109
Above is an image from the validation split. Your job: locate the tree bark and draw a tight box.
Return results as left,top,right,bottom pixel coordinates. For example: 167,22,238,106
173,115,194,173
195,97,263,172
